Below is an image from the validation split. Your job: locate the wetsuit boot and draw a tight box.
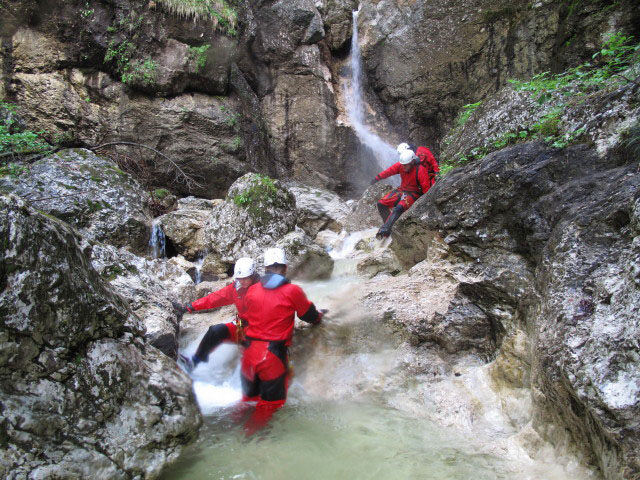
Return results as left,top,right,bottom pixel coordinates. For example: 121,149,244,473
377,205,404,238
377,202,390,222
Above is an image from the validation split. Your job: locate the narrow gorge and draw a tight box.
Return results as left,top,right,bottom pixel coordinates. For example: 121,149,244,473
1,1,638,479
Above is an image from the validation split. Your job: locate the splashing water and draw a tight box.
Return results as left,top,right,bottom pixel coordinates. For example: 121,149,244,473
149,221,166,258
346,8,399,172
163,264,591,480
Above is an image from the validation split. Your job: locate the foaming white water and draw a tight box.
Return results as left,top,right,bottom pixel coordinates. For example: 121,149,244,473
346,9,398,173
181,335,242,414
193,252,205,284
328,228,375,260
173,230,593,480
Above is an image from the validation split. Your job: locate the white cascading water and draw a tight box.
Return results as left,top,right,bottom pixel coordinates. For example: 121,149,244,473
149,221,166,258
193,252,205,284
346,8,399,173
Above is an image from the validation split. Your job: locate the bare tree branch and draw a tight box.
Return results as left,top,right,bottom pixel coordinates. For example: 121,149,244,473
28,191,88,202
89,141,205,191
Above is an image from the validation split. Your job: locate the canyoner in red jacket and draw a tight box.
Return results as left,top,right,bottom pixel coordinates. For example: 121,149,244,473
177,257,259,371
239,247,323,435
371,148,431,238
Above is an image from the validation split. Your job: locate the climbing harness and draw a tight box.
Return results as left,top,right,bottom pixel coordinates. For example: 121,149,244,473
234,314,246,344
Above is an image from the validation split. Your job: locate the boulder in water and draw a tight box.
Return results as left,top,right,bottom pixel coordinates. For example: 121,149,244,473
286,182,351,238
276,228,334,280
203,173,297,262
157,208,211,259
90,244,196,359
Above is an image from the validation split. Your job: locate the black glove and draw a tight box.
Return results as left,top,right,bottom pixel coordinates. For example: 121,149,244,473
370,178,378,186
316,308,328,324
172,301,194,315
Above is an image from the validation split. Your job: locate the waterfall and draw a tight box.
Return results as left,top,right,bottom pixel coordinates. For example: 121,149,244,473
346,8,398,172
149,221,166,258
193,252,205,284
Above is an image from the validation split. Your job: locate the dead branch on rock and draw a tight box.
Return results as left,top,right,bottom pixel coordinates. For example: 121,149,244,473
27,191,88,202
89,141,205,191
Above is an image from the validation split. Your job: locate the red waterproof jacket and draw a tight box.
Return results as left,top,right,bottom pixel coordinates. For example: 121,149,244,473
375,162,431,194
243,273,321,345
191,281,251,320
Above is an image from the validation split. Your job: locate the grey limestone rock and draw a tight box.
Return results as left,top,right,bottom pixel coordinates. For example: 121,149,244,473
394,140,640,479
0,149,151,253
90,244,196,359
276,228,334,280
286,182,351,238
157,208,211,260
203,173,297,262
0,194,201,479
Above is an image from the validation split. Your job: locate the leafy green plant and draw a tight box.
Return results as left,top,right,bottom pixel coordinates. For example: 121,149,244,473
103,13,157,86
153,188,170,200
509,32,640,102
122,59,158,86
226,111,240,129
188,44,211,73
232,174,284,219
531,108,562,138
456,101,482,127
105,39,135,73
0,162,28,178
0,102,50,157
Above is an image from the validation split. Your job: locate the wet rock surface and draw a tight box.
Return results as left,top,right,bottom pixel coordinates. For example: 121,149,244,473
0,194,201,479
392,141,640,479
0,149,151,253
286,182,351,238
342,183,392,232
90,244,196,359
276,228,334,280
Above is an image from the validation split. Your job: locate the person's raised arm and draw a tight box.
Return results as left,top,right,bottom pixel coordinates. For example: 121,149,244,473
292,285,323,325
373,162,402,183
191,283,236,311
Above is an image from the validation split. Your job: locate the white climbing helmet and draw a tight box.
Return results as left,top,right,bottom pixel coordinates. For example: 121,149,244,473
264,247,287,267
399,149,416,165
396,142,411,153
234,257,256,278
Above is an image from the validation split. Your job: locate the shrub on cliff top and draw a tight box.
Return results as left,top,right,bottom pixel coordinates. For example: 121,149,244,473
156,0,237,35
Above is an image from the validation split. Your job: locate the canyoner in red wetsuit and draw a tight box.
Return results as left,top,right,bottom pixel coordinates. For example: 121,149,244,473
371,146,432,238
239,247,324,435
177,257,259,372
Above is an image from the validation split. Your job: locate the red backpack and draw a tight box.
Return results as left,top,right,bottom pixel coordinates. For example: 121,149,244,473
415,146,439,193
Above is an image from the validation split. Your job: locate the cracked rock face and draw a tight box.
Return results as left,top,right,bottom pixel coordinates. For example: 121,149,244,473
393,140,640,479
0,149,151,254
90,244,196,359
0,194,201,479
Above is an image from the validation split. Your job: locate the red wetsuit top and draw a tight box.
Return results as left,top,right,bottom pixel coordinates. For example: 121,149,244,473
374,162,431,194
191,281,251,320
243,273,321,345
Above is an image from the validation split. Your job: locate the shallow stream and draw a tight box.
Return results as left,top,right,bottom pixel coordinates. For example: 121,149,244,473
161,245,592,480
